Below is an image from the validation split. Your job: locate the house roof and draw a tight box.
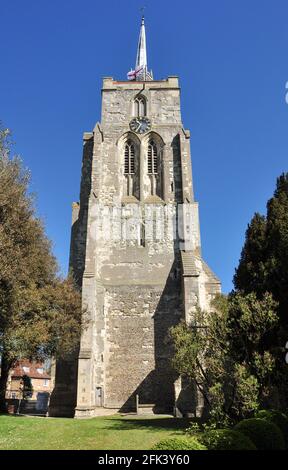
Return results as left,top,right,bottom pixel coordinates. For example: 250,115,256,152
11,360,51,380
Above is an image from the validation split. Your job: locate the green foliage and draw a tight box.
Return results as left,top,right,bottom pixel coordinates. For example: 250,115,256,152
186,421,203,435
234,173,288,315
233,173,288,408
230,364,259,418
208,383,231,427
152,437,206,450
256,410,288,448
199,429,256,450
0,126,83,411
170,318,203,381
169,292,278,425
235,418,285,450
227,292,278,356
266,174,288,324
234,213,267,294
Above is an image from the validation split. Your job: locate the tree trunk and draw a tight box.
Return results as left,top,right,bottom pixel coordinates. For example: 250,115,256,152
0,353,12,413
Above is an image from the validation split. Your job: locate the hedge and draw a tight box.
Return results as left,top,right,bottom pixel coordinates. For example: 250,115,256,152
256,410,288,448
235,418,285,450
152,437,207,450
200,429,256,450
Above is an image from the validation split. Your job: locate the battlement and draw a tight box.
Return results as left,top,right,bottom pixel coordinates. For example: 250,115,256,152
102,76,180,90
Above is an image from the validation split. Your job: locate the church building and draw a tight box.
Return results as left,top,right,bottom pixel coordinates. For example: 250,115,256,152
49,17,221,418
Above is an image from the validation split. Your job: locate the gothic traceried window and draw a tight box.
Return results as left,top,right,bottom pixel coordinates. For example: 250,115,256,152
147,140,158,174
124,140,135,174
123,136,139,199
134,96,146,117
147,137,163,199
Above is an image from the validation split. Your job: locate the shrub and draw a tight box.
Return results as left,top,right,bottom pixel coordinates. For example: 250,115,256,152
199,429,256,450
256,410,288,448
235,418,285,450
152,437,206,450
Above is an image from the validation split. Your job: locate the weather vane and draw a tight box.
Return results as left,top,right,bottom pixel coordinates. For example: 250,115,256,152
140,6,146,18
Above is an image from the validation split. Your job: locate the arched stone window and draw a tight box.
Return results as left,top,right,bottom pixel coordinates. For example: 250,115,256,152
120,134,140,200
134,95,146,117
146,137,163,199
124,140,135,174
147,140,158,174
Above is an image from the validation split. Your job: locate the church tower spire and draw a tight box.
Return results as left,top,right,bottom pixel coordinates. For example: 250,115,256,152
136,16,147,75
127,15,153,81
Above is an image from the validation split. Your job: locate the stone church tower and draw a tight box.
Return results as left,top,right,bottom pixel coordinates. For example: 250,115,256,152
49,17,220,418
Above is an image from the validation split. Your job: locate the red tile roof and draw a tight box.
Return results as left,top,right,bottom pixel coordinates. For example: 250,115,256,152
11,360,50,379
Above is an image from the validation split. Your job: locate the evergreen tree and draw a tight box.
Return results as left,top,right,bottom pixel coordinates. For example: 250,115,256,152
234,173,288,327
233,173,288,408
233,213,267,295
266,173,288,324
169,293,278,425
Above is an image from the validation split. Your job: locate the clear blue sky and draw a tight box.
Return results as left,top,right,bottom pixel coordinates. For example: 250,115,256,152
1,0,288,293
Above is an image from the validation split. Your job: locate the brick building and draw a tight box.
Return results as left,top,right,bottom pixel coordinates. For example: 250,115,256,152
6,360,51,400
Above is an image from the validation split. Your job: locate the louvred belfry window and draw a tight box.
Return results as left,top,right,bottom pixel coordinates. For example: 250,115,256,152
124,140,135,174
147,140,158,174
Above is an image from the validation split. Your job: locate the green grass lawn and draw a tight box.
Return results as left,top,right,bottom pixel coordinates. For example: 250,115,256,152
0,414,191,450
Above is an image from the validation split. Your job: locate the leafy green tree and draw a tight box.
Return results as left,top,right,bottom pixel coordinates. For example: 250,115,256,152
0,126,83,412
169,292,278,425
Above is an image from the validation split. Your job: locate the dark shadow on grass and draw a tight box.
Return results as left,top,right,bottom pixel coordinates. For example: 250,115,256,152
0,413,49,420
101,417,193,432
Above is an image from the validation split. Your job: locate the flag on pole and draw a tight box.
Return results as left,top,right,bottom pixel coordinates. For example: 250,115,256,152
127,66,143,81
